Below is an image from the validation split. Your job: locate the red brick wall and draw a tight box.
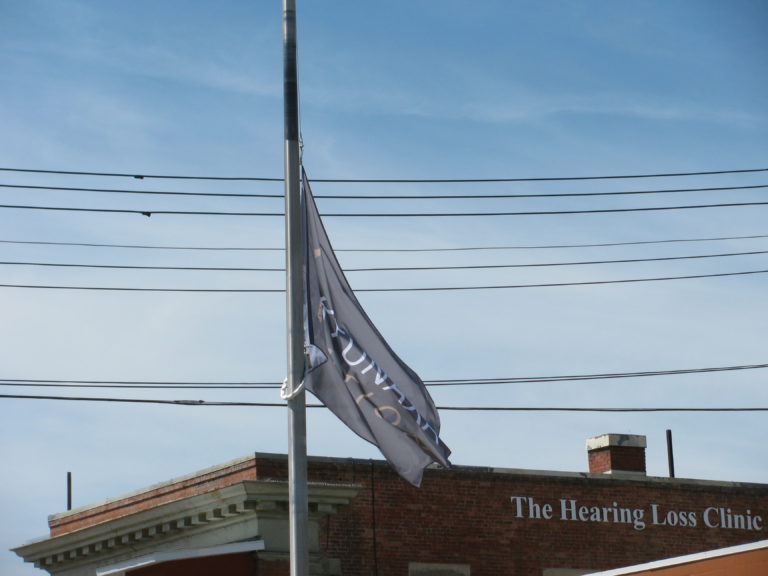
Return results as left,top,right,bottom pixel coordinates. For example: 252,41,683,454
257,558,290,576
305,461,766,576
48,453,767,576
589,446,646,474
132,552,257,576
49,456,262,536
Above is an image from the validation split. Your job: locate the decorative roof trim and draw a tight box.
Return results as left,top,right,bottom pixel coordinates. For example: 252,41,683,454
49,453,259,522
14,480,360,573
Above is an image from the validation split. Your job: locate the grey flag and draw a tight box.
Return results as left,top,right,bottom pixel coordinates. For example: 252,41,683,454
301,171,451,487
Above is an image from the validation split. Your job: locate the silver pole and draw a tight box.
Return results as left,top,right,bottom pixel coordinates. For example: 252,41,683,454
283,0,309,575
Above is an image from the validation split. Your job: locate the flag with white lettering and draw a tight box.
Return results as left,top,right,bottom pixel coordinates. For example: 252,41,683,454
301,170,450,486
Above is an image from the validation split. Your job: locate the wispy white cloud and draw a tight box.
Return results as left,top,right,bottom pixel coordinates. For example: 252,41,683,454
303,73,765,129
455,93,766,127
111,45,281,98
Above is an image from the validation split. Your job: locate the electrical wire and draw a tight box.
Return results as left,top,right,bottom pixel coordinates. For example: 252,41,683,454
426,362,768,385
0,204,279,217
0,381,279,389
2,182,766,200
0,261,284,272
0,284,284,292
0,239,284,251
3,200,768,217
1,233,767,252
1,268,766,292
0,166,765,182
358,269,768,291
0,168,280,182
0,184,280,198
436,406,767,412
345,250,768,272
1,249,767,273
1,362,765,388
0,393,764,412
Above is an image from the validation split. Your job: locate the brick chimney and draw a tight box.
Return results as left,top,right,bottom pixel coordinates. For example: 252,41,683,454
587,433,646,476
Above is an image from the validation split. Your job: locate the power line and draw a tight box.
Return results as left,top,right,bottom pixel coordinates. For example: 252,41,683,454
1,268,766,292
0,184,279,198
0,393,764,412
0,239,285,251
346,250,768,272
436,406,767,412
426,362,768,385
323,202,768,217
360,269,768,292
0,381,279,389
2,249,766,273
1,362,764,389
0,283,283,292
1,233,767,253
0,261,284,272
3,200,768,217
0,204,278,217
0,378,280,387
0,393,273,406
2,181,766,199
0,166,765,182
0,168,281,182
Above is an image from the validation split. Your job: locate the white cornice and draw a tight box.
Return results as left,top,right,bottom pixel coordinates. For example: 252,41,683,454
48,454,257,523
14,480,360,575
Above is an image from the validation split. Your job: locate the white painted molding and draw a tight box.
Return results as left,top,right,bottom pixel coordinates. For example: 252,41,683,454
586,434,647,451
13,481,360,575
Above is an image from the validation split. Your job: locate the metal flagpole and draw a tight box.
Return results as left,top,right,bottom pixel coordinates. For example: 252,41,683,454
283,0,309,575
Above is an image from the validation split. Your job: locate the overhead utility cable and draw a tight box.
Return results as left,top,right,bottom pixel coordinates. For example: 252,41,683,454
346,249,768,271
0,381,278,389
425,362,768,385
0,382,277,390
1,233,766,252
1,182,766,199
1,268,765,292
3,200,768,217
2,249,767,273
361,269,768,292
0,238,286,251
0,166,765,182
0,393,764,412
1,362,765,388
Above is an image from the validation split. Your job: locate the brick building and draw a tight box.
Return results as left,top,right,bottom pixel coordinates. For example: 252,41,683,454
13,433,768,576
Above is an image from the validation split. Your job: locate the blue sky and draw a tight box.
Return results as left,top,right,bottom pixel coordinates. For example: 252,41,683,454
1,1,767,574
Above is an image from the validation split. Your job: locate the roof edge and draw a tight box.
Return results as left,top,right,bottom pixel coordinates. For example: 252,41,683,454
584,538,768,575
47,452,768,523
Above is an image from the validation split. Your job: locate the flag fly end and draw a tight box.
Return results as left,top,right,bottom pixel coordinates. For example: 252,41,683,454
301,170,451,486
